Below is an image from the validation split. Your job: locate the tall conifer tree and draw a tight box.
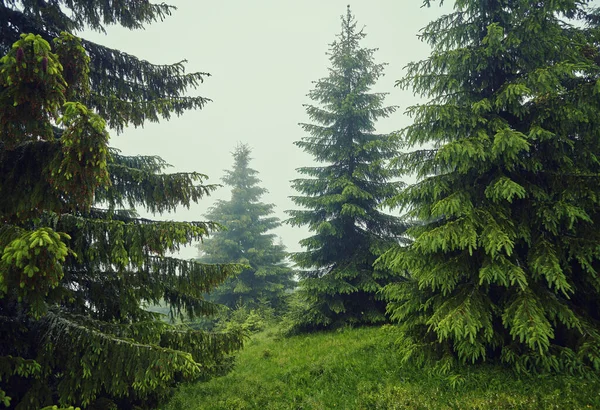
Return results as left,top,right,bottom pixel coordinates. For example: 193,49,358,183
198,144,295,310
0,0,207,132
0,2,243,408
287,7,407,331
379,0,600,372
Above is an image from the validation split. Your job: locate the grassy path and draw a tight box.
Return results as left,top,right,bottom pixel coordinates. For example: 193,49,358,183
163,326,600,409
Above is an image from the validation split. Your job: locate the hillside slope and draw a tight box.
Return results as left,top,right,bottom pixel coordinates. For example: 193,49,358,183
163,326,600,409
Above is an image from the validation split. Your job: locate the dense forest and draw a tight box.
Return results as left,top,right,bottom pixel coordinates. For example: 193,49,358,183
1,0,600,409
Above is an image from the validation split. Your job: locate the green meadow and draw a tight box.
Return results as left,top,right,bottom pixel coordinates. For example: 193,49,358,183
163,326,600,410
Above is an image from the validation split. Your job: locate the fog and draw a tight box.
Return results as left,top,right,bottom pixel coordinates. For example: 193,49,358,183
82,1,453,259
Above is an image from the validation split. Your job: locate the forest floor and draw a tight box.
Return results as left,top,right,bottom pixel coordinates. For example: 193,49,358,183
162,326,600,409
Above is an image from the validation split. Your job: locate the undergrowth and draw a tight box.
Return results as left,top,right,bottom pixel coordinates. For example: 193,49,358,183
162,326,600,409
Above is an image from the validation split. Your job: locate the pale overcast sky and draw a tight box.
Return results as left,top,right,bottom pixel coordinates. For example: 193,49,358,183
83,1,453,259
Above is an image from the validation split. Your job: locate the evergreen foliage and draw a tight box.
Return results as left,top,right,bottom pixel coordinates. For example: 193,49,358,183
198,144,295,310
0,0,209,133
287,7,408,331
0,3,243,408
378,0,600,373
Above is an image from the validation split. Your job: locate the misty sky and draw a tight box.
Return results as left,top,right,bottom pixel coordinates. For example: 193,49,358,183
83,1,453,259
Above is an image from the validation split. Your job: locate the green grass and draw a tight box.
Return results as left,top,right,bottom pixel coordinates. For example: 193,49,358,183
162,326,600,409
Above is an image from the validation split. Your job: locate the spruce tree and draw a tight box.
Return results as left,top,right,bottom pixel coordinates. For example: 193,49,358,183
378,0,600,373
286,7,407,331
198,144,295,310
0,1,207,133
0,3,243,409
